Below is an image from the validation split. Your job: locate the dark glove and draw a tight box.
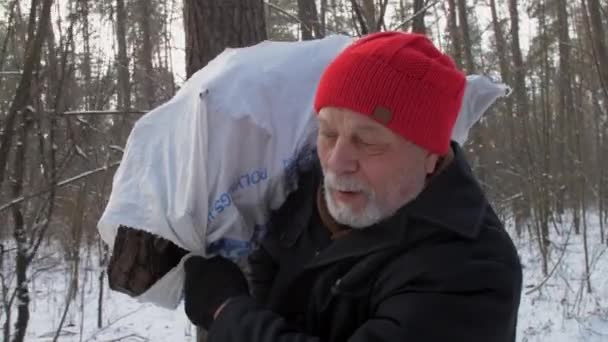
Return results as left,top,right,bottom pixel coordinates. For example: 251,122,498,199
184,256,249,329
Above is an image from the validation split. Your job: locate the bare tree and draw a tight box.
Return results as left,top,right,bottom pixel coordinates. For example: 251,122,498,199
349,0,389,34
114,0,131,142
457,0,475,73
138,0,155,109
10,105,32,342
320,0,328,37
297,0,322,40
584,0,608,95
446,0,462,68
412,0,426,33
184,0,267,78
1,1,54,339
0,0,53,187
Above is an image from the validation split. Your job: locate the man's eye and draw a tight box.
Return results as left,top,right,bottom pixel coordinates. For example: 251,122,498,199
320,131,338,139
354,136,375,146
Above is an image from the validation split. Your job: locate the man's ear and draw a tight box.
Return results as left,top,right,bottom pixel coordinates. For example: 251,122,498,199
424,153,441,175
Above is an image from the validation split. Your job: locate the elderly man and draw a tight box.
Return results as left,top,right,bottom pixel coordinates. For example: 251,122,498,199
183,32,522,342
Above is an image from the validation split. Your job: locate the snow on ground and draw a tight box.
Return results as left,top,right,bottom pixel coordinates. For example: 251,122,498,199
513,214,608,342
5,248,196,341
3,214,607,341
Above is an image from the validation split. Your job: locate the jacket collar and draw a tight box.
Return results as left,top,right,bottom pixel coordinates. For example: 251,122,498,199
402,142,487,240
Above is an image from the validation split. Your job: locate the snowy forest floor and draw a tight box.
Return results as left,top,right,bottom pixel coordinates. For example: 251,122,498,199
2,215,607,341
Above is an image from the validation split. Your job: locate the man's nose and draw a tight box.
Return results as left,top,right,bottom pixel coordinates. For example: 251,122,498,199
326,137,358,174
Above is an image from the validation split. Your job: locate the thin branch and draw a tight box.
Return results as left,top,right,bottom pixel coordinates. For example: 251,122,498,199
0,71,21,75
103,334,147,342
52,110,148,116
84,306,148,342
525,222,575,295
108,145,124,153
0,161,120,213
391,0,440,31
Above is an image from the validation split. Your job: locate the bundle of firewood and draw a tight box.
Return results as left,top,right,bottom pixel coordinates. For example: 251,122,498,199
108,226,188,297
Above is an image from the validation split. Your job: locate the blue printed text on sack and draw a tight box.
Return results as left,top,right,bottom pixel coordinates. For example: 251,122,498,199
207,168,268,224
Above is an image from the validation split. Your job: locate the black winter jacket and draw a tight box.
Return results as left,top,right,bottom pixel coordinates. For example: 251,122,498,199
207,144,522,342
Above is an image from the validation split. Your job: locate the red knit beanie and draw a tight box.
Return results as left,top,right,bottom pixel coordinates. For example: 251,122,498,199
314,32,466,155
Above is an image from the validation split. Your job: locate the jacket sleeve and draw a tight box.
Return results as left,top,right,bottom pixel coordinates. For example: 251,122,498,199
207,258,520,342
207,296,320,342
348,260,521,342
248,244,278,304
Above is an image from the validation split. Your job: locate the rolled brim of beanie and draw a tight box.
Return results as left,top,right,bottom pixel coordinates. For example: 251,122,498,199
314,53,465,155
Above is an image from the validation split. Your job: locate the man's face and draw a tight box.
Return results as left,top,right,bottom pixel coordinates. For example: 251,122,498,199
317,107,439,229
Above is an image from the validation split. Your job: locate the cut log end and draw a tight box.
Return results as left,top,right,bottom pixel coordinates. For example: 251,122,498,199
108,226,188,297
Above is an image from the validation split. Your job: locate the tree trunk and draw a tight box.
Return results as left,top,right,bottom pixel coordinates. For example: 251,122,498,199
556,0,574,218
80,0,92,110
490,0,521,234
97,241,108,329
11,108,33,342
0,0,17,71
586,0,608,93
349,0,368,35
489,0,512,114
298,0,321,40
457,0,475,73
412,0,426,34
115,0,130,111
320,0,327,37
1,3,54,339
184,0,266,78
52,181,87,342
508,0,530,125
488,0,513,126
139,0,155,108
537,0,553,260
456,0,488,186
113,0,131,144
398,0,405,22
0,0,53,187
581,0,608,243
361,0,375,32
2,242,10,342
509,0,536,242
446,0,462,68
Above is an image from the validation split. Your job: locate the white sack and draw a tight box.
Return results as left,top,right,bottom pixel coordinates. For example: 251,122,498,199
452,75,511,144
97,35,509,309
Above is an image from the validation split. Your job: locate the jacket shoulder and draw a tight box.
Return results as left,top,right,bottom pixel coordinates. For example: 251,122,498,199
372,222,522,304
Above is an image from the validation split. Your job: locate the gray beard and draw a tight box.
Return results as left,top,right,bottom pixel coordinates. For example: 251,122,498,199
322,181,388,229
